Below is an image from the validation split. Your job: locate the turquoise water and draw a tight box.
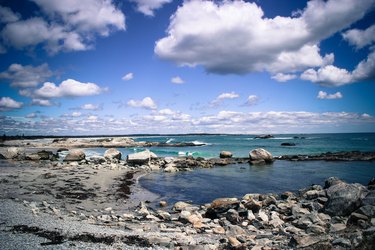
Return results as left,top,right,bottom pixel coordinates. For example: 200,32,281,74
132,133,375,158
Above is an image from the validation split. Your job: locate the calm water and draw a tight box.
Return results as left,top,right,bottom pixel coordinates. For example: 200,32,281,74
140,161,375,205
80,133,375,205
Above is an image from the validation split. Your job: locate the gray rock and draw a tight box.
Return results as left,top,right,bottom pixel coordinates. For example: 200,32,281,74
332,238,351,248
324,176,344,188
324,181,367,216
127,150,157,165
362,190,375,206
290,235,331,248
356,205,375,218
220,151,233,158
63,149,86,161
89,156,106,164
173,201,192,211
104,148,122,160
249,148,273,164
164,164,178,173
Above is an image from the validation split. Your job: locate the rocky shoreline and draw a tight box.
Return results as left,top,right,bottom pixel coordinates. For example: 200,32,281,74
0,139,375,249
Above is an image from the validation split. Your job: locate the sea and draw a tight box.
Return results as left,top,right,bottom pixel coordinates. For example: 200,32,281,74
85,133,375,205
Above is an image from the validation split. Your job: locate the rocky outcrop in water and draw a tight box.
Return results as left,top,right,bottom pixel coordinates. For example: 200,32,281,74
254,134,274,139
104,148,122,161
249,148,274,165
220,151,233,158
63,149,86,162
277,151,375,161
127,150,157,165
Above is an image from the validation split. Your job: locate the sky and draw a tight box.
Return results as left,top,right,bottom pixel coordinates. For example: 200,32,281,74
0,0,374,135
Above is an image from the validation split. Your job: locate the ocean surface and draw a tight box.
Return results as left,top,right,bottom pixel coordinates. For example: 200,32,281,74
84,133,375,205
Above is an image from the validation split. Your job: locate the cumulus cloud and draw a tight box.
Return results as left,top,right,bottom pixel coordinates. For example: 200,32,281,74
71,112,82,117
211,92,239,106
26,112,38,119
34,79,105,99
127,97,157,110
1,0,125,54
80,103,101,110
31,98,55,106
342,24,375,49
0,63,52,88
171,76,184,84
155,0,374,83
244,95,259,106
0,97,23,111
301,51,375,86
122,72,133,81
129,0,172,16
317,91,343,99
0,6,20,23
271,73,297,82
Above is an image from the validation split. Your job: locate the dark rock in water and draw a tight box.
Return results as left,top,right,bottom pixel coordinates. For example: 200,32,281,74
278,151,375,161
324,180,367,216
254,134,274,139
368,177,375,188
281,142,296,146
249,148,273,165
37,150,55,160
220,151,233,158
104,148,122,160
0,153,5,159
63,150,86,162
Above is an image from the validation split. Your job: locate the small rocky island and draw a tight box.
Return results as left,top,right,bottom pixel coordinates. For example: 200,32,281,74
0,137,374,249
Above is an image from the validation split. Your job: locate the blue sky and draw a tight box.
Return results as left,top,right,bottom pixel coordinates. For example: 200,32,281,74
0,0,374,135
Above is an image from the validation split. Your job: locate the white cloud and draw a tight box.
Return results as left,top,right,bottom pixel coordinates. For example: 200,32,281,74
71,112,82,117
0,6,20,23
271,73,297,82
317,91,343,99
0,97,23,111
31,98,55,107
244,95,259,106
127,97,157,110
129,0,172,16
155,0,374,80
0,63,52,88
1,0,125,54
80,103,101,110
211,92,239,106
342,24,375,49
122,72,133,81
26,112,38,119
34,79,105,98
171,76,184,84
301,51,375,86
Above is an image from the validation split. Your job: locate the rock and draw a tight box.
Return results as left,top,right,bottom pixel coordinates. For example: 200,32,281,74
324,181,367,216
136,202,150,216
3,147,22,159
304,190,324,200
89,156,106,164
156,210,171,220
244,199,262,213
213,226,226,234
205,198,240,219
362,190,375,206
164,164,178,173
281,143,296,146
104,148,122,160
255,134,274,139
356,205,375,218
228,236,241,248
348,212,369,225
220,151,233,158
247,210,256,221
290,235,331,248
37,150,54,160
173,201,192,211
127,150,157,165
226,209,241,224
257,210,269,223
63,149,86,161
249,148,273,164
0,153,5,159
159,200,168,207
324,176,344,188
332,238,351,248
368,177,375,187
307,225,326,234
330,223,346,232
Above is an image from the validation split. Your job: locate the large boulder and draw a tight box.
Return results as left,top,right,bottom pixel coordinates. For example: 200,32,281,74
324,178,367,216
249,148,273,165
220,151,233,158
63,149,86,162
2,147,22,159
104,148,122,160
127,150,157,165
